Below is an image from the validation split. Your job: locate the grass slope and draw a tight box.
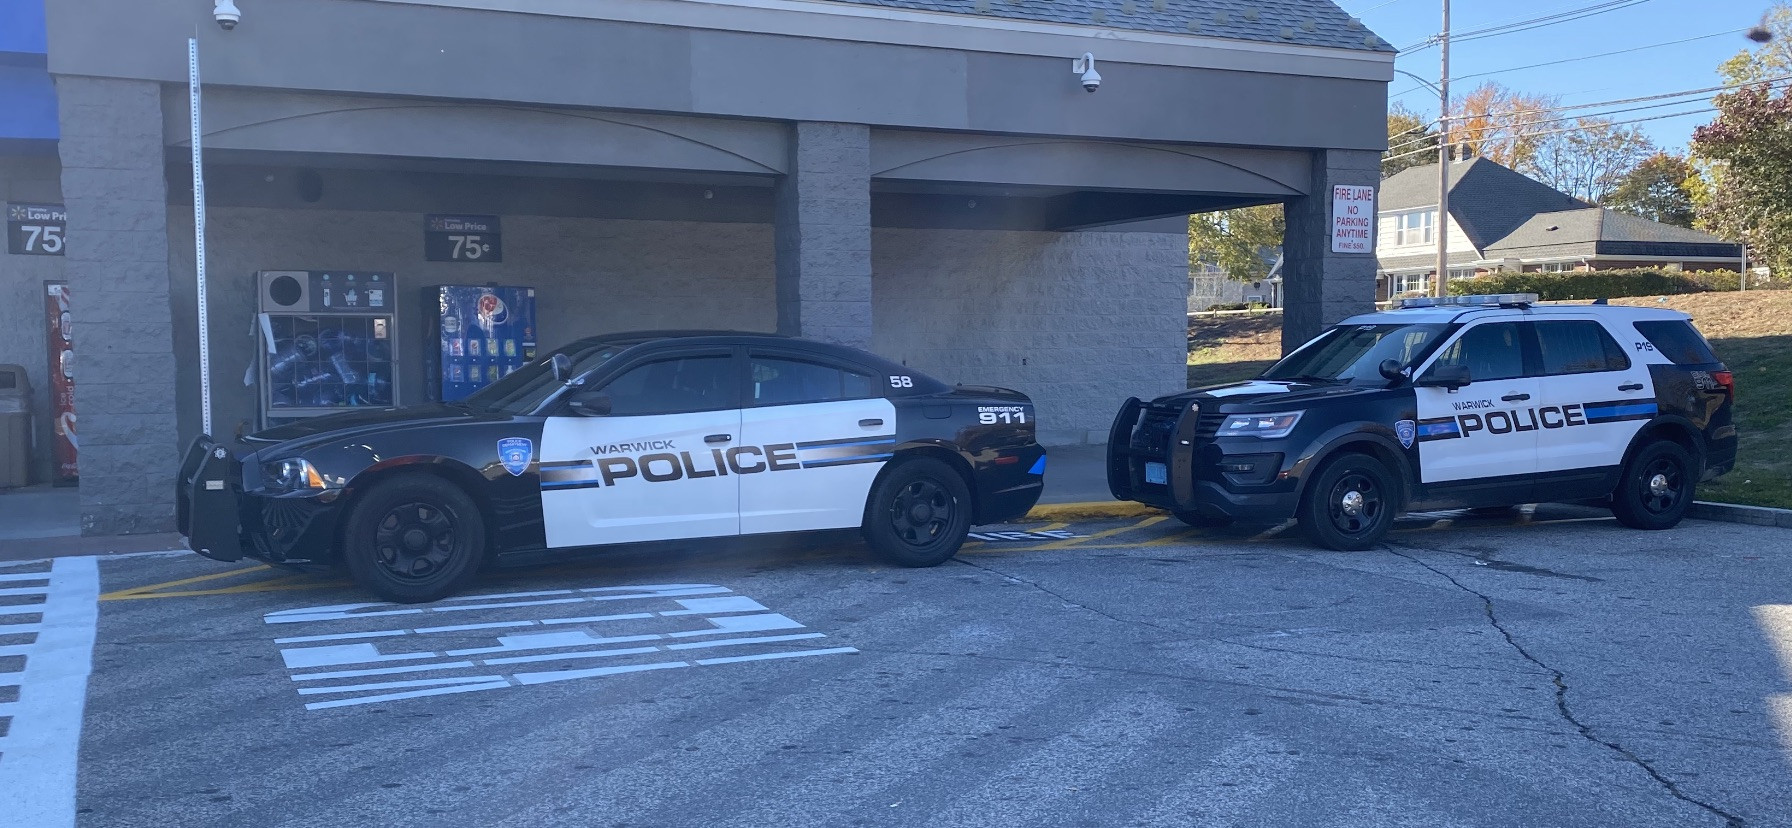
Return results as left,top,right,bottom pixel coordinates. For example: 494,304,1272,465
1185,294,1792,509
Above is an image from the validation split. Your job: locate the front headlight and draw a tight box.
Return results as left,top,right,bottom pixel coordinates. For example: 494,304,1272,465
263,457,326,492
1218,412,1303,439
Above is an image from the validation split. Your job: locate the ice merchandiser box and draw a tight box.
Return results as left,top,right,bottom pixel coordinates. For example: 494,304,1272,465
256,271,397,427
422,285,537,402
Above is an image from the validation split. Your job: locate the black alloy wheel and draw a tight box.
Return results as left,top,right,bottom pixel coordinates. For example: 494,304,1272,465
1611,440,1695,531
343,474,487,603
862,457,974,568
1300,452,1398,551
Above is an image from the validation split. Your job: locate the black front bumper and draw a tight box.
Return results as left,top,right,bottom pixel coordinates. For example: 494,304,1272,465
1107,399,1299,523
177,436,248,562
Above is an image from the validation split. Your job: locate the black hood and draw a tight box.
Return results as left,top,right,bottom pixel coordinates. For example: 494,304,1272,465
246,404,490,448
1155,379,1390,410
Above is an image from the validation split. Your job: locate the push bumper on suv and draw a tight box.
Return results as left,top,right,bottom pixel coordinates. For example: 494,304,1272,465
177,436,343,566
1107,398,1300,523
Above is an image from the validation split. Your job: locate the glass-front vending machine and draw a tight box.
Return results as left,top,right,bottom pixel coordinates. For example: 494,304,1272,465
256,270,397,428
422,285,537,402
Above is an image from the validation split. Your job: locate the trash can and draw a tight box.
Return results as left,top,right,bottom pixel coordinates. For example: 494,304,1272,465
0,364,32,489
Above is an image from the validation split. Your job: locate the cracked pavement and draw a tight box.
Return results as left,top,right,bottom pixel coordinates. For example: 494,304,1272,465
5,507,1791,827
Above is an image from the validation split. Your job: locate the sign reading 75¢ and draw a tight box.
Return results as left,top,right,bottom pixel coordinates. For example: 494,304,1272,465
425,214,503,263
8,203,67,256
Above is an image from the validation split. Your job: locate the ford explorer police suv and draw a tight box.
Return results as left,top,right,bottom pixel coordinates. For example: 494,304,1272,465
1108,294,1737,550
179,331,1045,602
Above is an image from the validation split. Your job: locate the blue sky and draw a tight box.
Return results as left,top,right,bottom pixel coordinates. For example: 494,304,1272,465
1341,0,1775,152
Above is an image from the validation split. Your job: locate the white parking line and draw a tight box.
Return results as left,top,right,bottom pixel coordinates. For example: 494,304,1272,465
0,557,100,828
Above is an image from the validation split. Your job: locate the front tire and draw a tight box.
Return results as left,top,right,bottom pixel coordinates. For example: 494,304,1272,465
1299,453,1397,551
862,457,973,568
1610,441,1695,530
342,474,487,603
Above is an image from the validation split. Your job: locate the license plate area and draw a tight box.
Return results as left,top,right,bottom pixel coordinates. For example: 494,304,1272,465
1144,461,1167,485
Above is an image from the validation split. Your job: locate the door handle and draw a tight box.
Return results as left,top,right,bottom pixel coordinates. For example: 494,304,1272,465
1501,393,1531,402
704,434,733,444
859,418,884,427
1618,383,1644,392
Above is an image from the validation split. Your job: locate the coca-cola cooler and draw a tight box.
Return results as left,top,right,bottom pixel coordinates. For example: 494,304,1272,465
422,285,537,402
256,271,397,427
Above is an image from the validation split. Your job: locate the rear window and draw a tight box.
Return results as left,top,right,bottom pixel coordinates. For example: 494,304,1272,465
1633,320,1721,365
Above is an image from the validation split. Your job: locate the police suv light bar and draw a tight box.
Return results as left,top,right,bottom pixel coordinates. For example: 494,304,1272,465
1399,293,1539,309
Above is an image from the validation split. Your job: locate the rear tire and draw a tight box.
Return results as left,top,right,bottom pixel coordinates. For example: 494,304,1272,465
1610,441,1695,530
1299,453,1397,551
862,458,973,568
342,474,487,603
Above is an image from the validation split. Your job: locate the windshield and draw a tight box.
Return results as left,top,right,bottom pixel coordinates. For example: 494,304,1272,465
1262,323,1450,384
463,339,642,414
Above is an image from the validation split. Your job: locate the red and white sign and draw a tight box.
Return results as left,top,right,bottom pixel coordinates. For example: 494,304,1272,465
44,282,77,485
1332,185,1376,253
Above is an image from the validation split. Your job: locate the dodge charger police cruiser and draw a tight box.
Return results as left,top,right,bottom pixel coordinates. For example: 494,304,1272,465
179,331,1045,602
1108,294,1737,550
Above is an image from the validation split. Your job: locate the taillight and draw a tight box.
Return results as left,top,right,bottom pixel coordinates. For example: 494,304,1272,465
1712,370,1735,400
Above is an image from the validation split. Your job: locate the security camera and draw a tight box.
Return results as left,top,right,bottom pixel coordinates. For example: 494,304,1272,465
214,0,241,30
1073,52,1101,93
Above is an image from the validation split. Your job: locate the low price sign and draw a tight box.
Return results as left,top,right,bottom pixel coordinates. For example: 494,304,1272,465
1331,186,1375,253
8,202,67,256
425,214,503,263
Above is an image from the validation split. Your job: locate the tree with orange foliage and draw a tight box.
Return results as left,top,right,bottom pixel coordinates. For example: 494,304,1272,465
1446,82,1560,170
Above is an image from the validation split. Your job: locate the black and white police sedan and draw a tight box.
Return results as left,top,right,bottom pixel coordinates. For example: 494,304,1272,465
179,331,1045,602
1109,294,1738,549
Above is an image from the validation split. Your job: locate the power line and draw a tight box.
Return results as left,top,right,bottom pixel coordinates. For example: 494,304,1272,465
1446,29,1744,83
1400,0,1652,52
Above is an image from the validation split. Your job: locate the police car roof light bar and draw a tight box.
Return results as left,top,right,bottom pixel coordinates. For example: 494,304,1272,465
1398,293,1539,310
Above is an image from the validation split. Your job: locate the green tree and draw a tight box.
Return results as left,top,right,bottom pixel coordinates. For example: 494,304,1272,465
1190,205,1284,282
1385,103,1438,178
1604,153,1698,227
1691,5,1792,271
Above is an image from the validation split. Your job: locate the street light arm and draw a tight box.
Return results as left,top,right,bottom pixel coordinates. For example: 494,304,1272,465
1394,69,1444,98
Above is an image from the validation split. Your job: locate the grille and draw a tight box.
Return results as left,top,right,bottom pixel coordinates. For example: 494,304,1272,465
1193,412,1227,440
1132,407,1179,457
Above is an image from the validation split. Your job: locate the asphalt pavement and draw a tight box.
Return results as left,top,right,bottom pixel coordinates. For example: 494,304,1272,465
1,507,1789,827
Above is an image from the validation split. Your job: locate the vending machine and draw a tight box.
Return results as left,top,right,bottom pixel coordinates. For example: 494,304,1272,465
256,271,398,427
422,285,537,402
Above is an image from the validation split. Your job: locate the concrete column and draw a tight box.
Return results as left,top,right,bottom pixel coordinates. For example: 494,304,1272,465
1281,149,1380,353
774,122,872,349
53,76,178,535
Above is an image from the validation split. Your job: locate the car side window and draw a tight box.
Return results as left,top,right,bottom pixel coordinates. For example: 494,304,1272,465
1429,322,1526,382
750,356,878,406
1536,320,1631,376
599,355,737,416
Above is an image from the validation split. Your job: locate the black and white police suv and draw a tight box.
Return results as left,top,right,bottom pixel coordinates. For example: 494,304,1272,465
1108,294,1738,550
178,331,1045,602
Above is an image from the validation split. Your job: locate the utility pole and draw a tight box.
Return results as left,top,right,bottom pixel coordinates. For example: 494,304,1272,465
1435,0,1451,297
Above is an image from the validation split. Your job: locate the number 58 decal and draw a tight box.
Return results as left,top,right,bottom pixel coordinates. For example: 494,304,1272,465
889,376,913,388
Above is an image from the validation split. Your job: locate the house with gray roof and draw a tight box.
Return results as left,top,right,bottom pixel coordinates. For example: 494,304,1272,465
1375,157,1743,298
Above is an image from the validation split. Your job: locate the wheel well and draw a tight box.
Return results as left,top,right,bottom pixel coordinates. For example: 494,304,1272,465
1302,440,1411,511
1628,420,1702,470
334,460,496,561
874,446,983,522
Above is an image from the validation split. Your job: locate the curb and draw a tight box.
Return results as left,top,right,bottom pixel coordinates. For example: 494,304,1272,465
1024,501,1164,521
1688,500,1792,529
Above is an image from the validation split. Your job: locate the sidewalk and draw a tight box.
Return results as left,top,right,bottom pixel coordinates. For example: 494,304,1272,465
0,486,183,561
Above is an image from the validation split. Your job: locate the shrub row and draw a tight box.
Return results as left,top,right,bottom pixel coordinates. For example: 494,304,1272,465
1446,268,1787,300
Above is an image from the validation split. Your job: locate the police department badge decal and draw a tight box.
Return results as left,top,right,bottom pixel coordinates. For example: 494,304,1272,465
1395,420,1416,449
498,437,534,476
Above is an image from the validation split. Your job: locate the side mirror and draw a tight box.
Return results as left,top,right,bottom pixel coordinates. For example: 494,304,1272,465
551,353,572,383
1415,364,1472,391
568,392,611,417
1378,359,1408,383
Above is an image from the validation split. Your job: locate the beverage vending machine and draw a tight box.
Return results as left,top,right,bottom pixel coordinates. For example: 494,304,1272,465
422,285,537,402
256,271,397,427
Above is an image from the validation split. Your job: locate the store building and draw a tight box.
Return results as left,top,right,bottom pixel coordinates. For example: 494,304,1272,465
1,0,1391,535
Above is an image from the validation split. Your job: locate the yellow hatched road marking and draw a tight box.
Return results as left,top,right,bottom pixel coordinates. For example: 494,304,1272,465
99,564,273,600
1028,516,1167,550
